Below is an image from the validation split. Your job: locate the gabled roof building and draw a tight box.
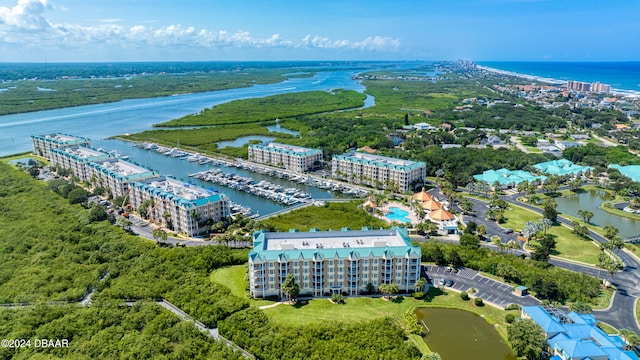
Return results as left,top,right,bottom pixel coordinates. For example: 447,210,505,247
249,227,421,299
522,305,638,360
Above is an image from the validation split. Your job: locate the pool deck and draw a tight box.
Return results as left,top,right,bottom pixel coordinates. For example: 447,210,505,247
379,202,419,225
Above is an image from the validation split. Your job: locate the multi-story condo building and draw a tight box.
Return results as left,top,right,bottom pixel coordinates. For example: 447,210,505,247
129,176,231,237
248,142,323,173
331,151,426,193
86,158,159,198
50,146,112,182
248,228,421,299
31,133,90,159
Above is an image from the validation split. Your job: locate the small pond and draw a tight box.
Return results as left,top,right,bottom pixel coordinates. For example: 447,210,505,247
553,189,639,238
415,307,516,360
266,124,300,136
216,135,274,148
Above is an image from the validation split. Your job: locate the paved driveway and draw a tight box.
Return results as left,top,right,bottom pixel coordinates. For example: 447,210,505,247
424,265,539,308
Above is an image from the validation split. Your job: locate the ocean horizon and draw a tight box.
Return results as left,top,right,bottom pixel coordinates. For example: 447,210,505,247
477,61,640,93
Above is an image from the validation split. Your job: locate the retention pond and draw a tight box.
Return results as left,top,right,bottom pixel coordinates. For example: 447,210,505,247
415,307,516,360
554,189,639,238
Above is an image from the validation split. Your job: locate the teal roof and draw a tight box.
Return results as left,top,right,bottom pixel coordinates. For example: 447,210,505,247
249,142,322,157
32,133,89,146
132,177,228,209
610,164,640,182
249,227,420,263
333,152,426,171
474,168,546,186
534,159,594,176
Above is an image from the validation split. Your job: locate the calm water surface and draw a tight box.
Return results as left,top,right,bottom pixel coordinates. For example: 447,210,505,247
416,307,516,360
94,139,349,216
0,68,373,156
554,190,639,238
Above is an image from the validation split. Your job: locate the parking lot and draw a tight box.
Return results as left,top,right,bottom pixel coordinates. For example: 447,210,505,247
423,265,539,308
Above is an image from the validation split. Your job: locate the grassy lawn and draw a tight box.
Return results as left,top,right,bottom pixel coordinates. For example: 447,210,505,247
597,322,619,335
503,204,601,264
210,265,275,307
262,288,519,341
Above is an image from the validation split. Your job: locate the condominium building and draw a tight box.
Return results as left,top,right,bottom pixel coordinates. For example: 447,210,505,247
331,151,426,193
86,158,159,198
129,176,231,237
248,228,421,299
248,142,323,173
50,146,112,182
31,133,90,159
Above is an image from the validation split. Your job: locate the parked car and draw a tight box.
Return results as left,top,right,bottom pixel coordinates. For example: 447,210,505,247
438,278,445,286
503,228,514,234
445,279,454,287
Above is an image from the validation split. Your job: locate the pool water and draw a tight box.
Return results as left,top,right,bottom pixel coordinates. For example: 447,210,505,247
385,206,411,223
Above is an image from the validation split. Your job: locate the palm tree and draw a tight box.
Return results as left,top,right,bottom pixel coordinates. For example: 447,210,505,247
421,353,442,360
603,225,619,240
619,329,640,350
577,209,594,223
541,218,553,235
415,277,427,292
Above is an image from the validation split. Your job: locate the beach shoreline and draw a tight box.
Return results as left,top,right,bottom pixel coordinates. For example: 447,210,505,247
477,65,640,98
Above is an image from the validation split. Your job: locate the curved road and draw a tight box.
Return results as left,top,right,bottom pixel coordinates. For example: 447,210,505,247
500,191,640,334
457,189,640,333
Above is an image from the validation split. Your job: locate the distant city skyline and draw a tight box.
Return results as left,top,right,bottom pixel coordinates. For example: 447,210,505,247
0,0,639,62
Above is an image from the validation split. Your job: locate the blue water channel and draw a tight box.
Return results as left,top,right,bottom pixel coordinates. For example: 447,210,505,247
0,66,378,156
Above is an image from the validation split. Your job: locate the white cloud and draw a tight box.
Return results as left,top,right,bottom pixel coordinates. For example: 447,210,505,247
0,0,52,31
0,0,402,58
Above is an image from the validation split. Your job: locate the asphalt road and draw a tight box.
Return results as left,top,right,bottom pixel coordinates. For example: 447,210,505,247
497,191,640,333
424,265,539,308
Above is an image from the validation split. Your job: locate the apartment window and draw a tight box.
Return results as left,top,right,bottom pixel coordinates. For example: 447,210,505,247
329,268,334,273
373,266,377,271
396,265,402,270
329,260,333,265
304,275,308,280
269,270,274,274
304,283,309,287
269,263,274,268
304,268,308,273
364,266,368,271
339,260,343,265
339,275,343,280
304,261,308,266
363,274,368,279
339,267,343,272
373,259,378,264
364,259,369,264
269,277,274,282
329,275,334,280
294,269,299,274
372,274,378,278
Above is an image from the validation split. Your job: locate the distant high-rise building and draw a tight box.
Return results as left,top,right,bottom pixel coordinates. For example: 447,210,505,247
591,81,611,93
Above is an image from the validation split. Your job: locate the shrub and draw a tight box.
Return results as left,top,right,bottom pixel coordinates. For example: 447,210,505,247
474,297,484,306
412,291,425,299
331,293,345,304
505,313,516,323
460,291,470,301
505,303,521,311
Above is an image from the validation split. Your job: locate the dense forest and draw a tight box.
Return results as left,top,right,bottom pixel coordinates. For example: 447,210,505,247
0,304,244,360
158,90,366,127
219,307,421,360
0,162,250,358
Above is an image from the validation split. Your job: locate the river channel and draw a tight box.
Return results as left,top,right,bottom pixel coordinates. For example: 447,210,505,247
0,64,388,156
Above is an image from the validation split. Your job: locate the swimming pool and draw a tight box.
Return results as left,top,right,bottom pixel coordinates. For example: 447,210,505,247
385,206,411,223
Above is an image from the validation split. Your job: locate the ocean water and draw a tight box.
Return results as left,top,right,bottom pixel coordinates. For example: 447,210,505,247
478,61,640,93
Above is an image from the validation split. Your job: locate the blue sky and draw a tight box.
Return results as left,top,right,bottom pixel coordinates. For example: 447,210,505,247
0,0,638,62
